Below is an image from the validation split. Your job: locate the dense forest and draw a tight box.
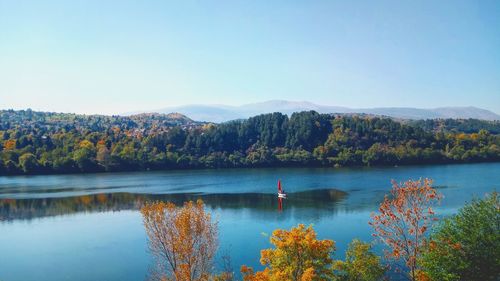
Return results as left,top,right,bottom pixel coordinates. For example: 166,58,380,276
0,109,499,175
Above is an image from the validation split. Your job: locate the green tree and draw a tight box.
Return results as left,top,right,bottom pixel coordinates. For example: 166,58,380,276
333,239,386,281
0,159,5,174
72,140,97,171
1,109,499,175
18,153,39,173
4,159,19,174
421,193,500,281
96,145,112,171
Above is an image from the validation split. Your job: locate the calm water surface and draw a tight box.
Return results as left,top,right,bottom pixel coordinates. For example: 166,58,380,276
0,163,499,281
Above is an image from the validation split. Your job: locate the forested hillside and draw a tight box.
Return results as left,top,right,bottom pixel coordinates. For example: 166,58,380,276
1,109,499,174
409,118,500,134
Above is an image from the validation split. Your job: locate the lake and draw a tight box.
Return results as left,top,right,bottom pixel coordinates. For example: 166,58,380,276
0,163,499,281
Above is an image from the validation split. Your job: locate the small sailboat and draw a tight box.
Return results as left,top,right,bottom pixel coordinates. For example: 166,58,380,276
278,179,287,198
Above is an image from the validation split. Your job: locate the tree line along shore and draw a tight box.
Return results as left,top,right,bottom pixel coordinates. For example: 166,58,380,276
0,109,499,175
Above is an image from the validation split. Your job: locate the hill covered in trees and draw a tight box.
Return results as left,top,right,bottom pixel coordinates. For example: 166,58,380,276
0,109,499,175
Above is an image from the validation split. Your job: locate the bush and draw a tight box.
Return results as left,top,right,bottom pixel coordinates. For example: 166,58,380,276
333,239,386,281
421,193,500,281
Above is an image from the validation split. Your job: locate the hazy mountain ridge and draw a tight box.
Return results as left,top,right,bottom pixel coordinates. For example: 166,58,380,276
144,100,500,122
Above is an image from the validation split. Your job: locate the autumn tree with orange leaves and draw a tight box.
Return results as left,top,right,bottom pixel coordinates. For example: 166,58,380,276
369,178,441,281
241,224,335,281
141,200,218,281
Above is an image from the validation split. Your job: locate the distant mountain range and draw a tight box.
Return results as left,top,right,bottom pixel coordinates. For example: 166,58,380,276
130,100,500,122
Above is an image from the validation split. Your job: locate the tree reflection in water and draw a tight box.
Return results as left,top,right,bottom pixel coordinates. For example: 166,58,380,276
0,189,348,221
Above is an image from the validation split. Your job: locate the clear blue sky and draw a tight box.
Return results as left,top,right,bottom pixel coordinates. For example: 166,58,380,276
1,0,499,115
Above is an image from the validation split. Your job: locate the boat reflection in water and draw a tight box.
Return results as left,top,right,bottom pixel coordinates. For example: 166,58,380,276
0,188,347,221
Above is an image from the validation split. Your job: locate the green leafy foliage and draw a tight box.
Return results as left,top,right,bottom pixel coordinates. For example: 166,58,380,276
1,109,499,174
333,239,387,281
421,193,500,281
410,119,500,134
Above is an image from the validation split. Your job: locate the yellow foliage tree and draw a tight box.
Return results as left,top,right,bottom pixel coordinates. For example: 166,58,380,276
79,139,95,150
241,224,335,281
3,139,16,150
141,200,218,281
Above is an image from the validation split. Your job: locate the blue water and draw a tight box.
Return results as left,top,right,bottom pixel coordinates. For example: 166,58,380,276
0,163,498,281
